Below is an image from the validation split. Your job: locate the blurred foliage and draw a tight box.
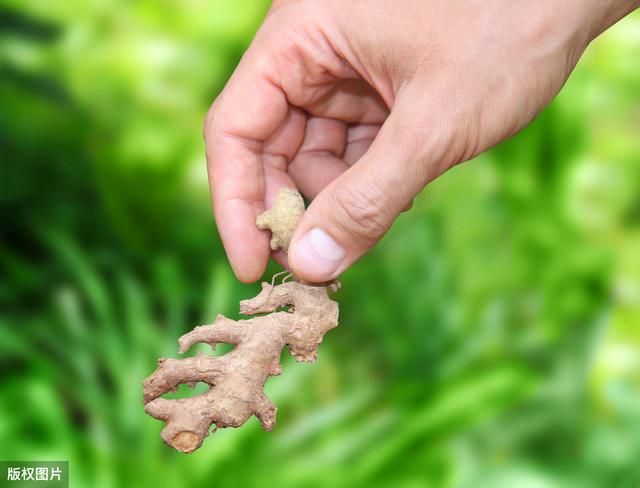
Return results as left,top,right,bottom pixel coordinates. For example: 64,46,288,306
1,1,639,487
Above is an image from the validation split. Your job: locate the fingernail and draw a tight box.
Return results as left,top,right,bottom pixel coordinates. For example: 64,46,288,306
291,228,345,280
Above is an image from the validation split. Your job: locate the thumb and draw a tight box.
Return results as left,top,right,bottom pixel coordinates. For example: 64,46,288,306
288,96,453,282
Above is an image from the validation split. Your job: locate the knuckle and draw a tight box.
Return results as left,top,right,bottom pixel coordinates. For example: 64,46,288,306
203,102,219,140
331,185,390,243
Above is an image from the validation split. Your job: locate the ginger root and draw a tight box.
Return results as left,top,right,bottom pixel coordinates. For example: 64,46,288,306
143,188,340,453
256,188,305,252
143,280,339,453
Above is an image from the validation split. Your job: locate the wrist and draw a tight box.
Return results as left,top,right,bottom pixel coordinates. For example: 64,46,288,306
586,0,640,40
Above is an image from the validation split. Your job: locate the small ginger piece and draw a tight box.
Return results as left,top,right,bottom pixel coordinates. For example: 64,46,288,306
143,281,339,453
256,188,305,252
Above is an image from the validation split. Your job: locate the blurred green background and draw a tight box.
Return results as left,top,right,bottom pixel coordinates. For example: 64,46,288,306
1,1,639,487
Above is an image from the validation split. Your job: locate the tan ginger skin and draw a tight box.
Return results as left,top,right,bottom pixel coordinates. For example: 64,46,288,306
142,188,340,453
256,188,305,252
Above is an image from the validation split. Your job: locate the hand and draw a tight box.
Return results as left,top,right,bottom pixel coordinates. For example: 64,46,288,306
204,0,639,283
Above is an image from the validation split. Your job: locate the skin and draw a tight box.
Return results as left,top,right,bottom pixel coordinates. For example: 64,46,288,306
204,0,640,283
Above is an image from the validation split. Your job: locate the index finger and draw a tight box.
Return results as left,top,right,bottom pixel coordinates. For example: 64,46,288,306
204,47,289,283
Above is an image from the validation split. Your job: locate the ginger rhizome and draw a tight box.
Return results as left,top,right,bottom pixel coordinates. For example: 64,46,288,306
143,281,339,453
143,187,340,453
256,188,305,252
